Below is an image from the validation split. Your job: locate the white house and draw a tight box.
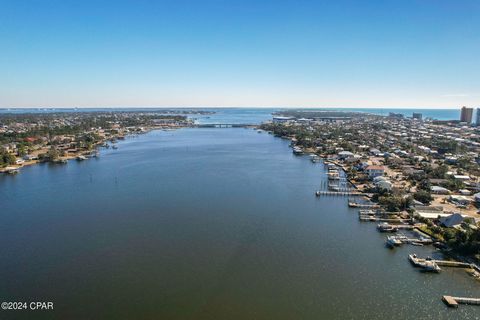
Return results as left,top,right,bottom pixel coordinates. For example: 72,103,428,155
453,175,470,182
338,151,354,160
430,186,450,195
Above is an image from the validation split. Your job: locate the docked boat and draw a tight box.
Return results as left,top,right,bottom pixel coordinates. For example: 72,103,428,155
348,201,359,207
4,167,20,174
410,242,424,246
386,235,403,247
76,155,87,161
315,191,321,197
377,223,398,233
328,185,340,191
408,254,441,272
359,209,376,216
327,171,340,180
53,159,67,164
292,146,303,155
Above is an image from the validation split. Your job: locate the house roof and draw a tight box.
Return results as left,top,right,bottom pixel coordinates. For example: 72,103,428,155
440,213,464,227
431,186,449,192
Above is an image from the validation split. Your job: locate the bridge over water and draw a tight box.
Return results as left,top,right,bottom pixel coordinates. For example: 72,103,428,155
194,123,257,128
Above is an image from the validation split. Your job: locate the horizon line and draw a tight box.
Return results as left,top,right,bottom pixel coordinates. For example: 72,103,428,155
0,106,471,110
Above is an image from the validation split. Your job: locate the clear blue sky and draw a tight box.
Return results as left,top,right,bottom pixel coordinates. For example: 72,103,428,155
1,0,479,108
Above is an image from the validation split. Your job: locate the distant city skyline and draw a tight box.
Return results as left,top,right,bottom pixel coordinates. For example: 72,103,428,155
1,0,479,108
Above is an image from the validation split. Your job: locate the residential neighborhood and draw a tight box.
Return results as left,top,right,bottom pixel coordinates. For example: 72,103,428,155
261,108,480,265
0,111,193,171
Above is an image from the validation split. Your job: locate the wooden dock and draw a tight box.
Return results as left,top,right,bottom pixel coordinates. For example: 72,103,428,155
358,210,402,216
442,295,480,307
359,216,409,223
348,202,379,208
411,255,474,268
395,224,414,230
315,190,364,196
434,260,472,268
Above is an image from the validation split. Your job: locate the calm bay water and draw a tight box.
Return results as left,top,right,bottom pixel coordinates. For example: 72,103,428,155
1,127,480,319
0,107,465,121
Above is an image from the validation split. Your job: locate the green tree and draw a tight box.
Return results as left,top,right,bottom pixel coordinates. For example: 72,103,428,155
413,190,433,204
46,147,60,161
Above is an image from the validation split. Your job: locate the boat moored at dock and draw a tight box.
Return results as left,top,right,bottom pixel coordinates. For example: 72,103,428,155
377,222,398,233
386,235,403,247
408,254,441,272
292,146,303,155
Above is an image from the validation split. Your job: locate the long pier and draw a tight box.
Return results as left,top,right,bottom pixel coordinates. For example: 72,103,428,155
348,202,379,208
410,255,476,269
442,295,480,307
194,123,255,128
434,260,472,268
359,216,410,223
316,190,364,196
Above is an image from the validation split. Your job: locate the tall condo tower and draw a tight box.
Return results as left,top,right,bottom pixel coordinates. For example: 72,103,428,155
460,106,473,123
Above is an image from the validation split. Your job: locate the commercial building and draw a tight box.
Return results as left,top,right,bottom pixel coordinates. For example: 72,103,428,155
412,112,422,120
460,106,473,123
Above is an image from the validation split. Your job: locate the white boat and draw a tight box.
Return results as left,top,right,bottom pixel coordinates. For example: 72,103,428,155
386,236,402,247
377,223,398,233
327,171,340,180
4,167,20,174
76,155,87,161
408,254,441,272
53,159,67,164
292,146,303,155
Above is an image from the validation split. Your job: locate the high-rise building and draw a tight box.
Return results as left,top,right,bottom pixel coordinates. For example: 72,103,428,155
460,106,473,123
412,112,422,120
476,108,480,126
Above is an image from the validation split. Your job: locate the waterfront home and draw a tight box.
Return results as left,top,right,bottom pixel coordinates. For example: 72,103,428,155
474,193,480,203
413,205,449,219
439,213,464,228
453,174,470,182
430,186,450,195
23,154,39,161
448,195,471,206
338,151,354,160
365,165,385,179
